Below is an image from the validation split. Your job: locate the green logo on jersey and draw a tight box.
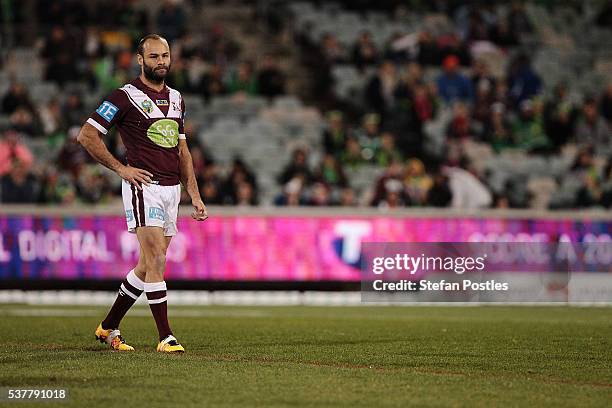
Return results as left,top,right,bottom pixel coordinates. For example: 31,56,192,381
147,119,179,148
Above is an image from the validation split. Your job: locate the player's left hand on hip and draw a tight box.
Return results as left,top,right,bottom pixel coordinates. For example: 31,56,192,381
191,198,208,221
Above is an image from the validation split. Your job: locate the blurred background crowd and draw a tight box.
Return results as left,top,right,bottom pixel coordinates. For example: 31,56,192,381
0,0,611,209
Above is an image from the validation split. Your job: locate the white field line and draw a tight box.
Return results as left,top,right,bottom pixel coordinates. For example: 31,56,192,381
0,308,271,318
0,291,610,307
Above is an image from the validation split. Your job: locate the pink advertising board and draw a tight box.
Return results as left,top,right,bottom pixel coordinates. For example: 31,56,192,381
0,214,610,281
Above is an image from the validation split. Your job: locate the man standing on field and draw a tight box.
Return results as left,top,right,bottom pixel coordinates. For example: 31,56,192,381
78,34,207,353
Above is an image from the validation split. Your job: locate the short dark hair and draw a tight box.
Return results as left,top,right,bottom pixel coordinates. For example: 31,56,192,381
137,34,168,56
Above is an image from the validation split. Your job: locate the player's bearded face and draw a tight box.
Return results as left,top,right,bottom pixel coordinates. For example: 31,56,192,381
143,59,171,83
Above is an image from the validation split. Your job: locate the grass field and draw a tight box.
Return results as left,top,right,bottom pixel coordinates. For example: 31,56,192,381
0,305,610,407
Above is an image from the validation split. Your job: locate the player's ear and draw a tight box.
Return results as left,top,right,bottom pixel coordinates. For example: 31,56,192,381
137,53,143,66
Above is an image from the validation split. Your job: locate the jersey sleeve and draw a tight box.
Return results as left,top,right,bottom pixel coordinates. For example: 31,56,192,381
86,89,130,135
178,97,186,140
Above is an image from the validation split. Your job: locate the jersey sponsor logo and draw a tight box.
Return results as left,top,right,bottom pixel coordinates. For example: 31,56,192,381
156,99,169,106
126,209,134,222
148,207,165,221
147,119,179,148
141,100,154,114
171,101,180,112
96,101,119,122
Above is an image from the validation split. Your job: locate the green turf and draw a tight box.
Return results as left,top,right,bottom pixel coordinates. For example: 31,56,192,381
0,305,610,407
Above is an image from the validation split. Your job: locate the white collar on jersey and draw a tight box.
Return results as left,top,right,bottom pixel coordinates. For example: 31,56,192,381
120,83,182,119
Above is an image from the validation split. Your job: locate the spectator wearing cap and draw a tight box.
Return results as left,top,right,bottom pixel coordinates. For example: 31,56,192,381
436,55,474,104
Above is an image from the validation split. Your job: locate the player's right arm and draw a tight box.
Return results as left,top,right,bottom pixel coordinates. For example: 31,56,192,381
78,90,153,189
77,123,152,188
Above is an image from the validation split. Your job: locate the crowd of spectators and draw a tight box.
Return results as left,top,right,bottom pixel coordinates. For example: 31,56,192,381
1,0,611,209
288,1,612,209
1,0,283,206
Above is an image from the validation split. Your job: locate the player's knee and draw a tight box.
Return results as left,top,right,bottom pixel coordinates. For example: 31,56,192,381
149,251,166,272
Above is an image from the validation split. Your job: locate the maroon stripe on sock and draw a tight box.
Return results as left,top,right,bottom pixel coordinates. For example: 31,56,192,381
146,290,167,300
123,280,143,296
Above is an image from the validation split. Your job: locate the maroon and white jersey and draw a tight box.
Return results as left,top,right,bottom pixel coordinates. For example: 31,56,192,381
87,77,186,185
